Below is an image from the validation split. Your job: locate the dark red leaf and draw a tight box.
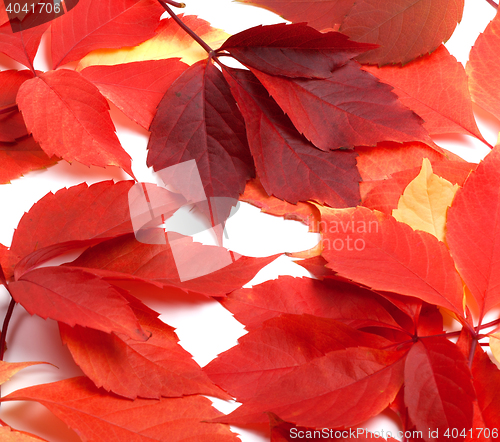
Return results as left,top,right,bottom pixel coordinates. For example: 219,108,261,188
224,68,361,207
9,267,148,341
17,69,133,176
2,377,239,442
59,293,228,400
404,337,474,442
147,59,254,227
80,59,189,129
251,62,430,150
218,23,376,78
50,0,165,68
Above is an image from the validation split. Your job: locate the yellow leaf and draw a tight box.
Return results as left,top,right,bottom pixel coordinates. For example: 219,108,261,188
392,158,459,241
490,333,500,364
77,15,230,70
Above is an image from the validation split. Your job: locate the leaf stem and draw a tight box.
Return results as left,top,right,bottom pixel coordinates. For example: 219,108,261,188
0,104,18,115
485,0,498,9
477,317,500,331
163,0,186,7
158,0,215,56
0,297,16,361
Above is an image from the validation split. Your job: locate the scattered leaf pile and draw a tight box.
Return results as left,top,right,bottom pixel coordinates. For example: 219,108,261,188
1,0,500,441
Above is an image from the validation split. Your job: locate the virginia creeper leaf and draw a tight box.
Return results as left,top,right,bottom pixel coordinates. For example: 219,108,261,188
50,0,165,68
16,69,133,176
221,275,401,331
6,180,136,279
224,68,361,206
339,0,464,65
363,45,485,140
0,137,58,184
240,178,321,231
319,206,465,316
65,232,280,297
392,158,459,241
447,146,500,318
78,15,230,69
466,11,500,122
0,16,50,69
211,343,406,428
147,59,254,228
404,337,474,442
218,23,377,78
252,62,430,150
2,377,239,442
59,294,228,400
8,266,148,341
0,360,49,385
80,58,189,129
205,314,391,403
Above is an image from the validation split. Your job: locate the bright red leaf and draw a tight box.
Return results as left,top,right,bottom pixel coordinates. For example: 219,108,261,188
404,337,474,442
59,293,228,400
218,23,376,78
224,68,361,206
16,69,133,176
447,146,500,319
363,45,486,141
251,61,430,150
2,377,239,442
319,206,465,316
80,58,189,129
466,11,500,122
8,266,148,341
50,0,165,69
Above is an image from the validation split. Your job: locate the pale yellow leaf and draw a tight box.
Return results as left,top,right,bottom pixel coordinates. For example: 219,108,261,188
77,15,229,70
392,158,459,241
490,333,500,365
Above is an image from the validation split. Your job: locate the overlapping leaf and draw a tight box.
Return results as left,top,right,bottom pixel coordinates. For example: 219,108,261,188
50,0,165,68
2,377,239,442
80,58,188,129
59,294,228,399
0,360,48,385
224,68,361,206
251,62,430,150
16,69,133,176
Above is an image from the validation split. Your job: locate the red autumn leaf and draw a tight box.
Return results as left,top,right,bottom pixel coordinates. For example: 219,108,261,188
466,11,500,122
251,62,430,151
319,206,465,316
355,142,453,181
404,337,474,442
65,232,280,297
224,68,361,207
147,59,254,227
0,137,58,184
205,314,392,403
2,376,239,442
363,45,486,141
5,180,136,279
0,18,50,69
0,360,49,385
447,147,500,319
8,266,148,341
16,69,133,176
59,293,228,400
50,0,165,69
218,23,376,78
80,58,189,129
220,275,401,331
240,178,321,231
210,342,405,428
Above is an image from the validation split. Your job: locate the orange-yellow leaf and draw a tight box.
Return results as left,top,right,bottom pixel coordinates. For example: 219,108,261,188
0,360,48,385
489,333,500,365
78,15,229,70
0,426,49,442
392,158,459,241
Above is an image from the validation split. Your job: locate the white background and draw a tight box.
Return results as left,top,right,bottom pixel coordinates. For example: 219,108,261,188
0,1,499,441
